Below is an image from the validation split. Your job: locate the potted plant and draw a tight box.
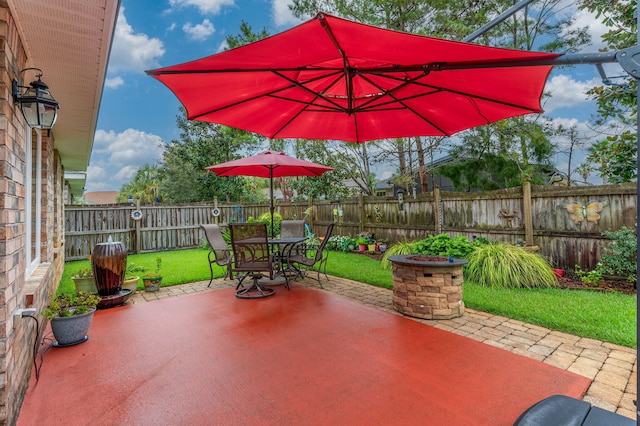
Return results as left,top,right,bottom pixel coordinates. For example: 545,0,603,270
355,236,369,252
123,263,147,294
71,266,97,294
376,239,389,252
42,291,101,347
142,256,163,292
367,241,377,252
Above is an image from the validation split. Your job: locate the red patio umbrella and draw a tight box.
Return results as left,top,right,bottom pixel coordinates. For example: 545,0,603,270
146,12,559,143
206,151,334,232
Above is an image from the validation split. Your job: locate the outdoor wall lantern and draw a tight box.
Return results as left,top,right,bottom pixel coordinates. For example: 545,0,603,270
397,189,404,211
12,68,59,129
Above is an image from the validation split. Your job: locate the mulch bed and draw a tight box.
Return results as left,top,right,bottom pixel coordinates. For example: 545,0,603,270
557,275,636,296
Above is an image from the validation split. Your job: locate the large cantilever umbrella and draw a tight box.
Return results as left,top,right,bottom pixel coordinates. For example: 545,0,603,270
146,12,560,143
206,151,334,233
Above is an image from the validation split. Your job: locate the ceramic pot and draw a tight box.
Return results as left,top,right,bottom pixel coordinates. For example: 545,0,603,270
122,276,140,293
143,276,162,292
50,308,96,346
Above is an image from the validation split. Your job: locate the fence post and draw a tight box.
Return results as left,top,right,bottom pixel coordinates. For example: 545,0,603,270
358,194,365,232
522,181,534,245
434,185,442,234
135,199,141,254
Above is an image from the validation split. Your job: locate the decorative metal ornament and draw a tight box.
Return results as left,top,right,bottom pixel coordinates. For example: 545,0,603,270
131,210,143,221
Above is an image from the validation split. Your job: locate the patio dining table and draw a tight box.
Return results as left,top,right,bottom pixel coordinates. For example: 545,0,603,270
259,236,308,286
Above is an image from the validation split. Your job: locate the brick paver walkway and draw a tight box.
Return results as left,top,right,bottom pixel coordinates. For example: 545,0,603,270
128,275,637,419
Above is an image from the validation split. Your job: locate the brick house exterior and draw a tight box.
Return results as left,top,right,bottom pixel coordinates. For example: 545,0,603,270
0,1,118,424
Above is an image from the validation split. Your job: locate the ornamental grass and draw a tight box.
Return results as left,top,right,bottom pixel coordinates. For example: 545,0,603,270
465,243,557,289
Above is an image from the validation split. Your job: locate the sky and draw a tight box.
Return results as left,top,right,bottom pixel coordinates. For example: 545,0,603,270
86,0,624,193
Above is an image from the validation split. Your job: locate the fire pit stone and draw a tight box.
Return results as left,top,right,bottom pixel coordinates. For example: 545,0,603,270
388,254,467,320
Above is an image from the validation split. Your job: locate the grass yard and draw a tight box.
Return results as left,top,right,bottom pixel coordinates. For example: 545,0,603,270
61,248,637,348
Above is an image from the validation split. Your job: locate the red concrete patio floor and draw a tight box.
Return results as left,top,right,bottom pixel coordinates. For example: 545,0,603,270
18,276,636,424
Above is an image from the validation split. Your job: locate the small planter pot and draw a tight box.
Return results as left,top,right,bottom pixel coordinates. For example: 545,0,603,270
122,276,140,294
72,277,97,294
367,244,376,252
50,308,96,347
552,269,565,278
378,243,388,252
358,244,367,252
143,276,162,292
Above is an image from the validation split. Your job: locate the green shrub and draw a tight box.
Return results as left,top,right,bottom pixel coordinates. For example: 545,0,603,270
574,265,603,287
257,212,283,237
413,233,480,258
465,243,557,289
599,226,637,284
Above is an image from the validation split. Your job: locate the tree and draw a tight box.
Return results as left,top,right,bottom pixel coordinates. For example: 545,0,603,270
553,123,592,186
585,133,637,184
579,0,637,122
290,139,365,199
118,165,163,202
159,108,262,203
437,118,554,190
578,0,637,183
225,21,269,49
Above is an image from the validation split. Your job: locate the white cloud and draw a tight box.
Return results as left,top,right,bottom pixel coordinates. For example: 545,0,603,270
87,165,108,181
104,76,124,89
169,0,235,15
113,165,142,182
183,19,215,41
543,75,600,113
108,7,165,73
86,129,165,192
216,39,229,53
570,9,610,52
167,23,176,32
271,0,300,27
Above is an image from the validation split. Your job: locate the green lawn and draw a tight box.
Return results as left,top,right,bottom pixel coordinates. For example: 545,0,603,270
61,249,637,348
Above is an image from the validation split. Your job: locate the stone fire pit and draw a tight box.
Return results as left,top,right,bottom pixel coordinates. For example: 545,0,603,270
388,254,467,320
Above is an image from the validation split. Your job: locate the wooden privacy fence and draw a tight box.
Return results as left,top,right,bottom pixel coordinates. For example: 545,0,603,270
65,182,637,270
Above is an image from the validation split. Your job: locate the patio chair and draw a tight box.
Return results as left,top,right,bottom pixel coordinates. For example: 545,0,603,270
229,222,277,299
280,219,306,257
288,223,335,288
200,224,232,287
280,220,305,238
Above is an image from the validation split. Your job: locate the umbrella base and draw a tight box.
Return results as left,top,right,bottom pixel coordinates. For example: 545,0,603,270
258,275,287,286
236,275,276,299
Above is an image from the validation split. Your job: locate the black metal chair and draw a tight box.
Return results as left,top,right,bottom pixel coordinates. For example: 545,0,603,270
200,224,232,287
280,220,305,238
287,223,335,288
229,222,277,299
279,219,306,258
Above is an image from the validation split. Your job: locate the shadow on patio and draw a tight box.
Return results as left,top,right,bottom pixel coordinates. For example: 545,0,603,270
18,276,634,425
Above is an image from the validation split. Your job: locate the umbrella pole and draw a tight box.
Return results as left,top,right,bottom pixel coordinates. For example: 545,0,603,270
270,169,275,236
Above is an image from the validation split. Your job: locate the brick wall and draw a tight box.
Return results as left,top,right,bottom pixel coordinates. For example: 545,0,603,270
0,5,64,425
